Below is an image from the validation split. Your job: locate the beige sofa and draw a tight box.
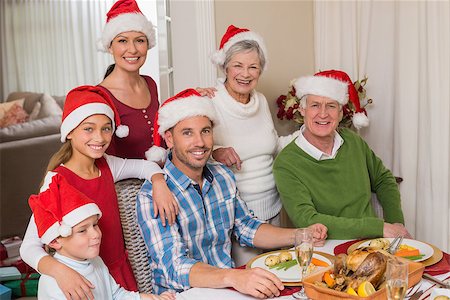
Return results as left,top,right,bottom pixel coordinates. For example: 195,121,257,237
0,92,64,239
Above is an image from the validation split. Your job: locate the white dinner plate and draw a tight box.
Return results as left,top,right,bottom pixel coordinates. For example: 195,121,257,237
248,250,332,283
430,288,450,299
358,238,434,262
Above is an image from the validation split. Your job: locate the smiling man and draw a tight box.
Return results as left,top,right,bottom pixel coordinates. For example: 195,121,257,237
136,89,327,298
273,70,411,240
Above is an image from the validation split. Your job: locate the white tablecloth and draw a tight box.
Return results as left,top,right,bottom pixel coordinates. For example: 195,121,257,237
176,239,450,300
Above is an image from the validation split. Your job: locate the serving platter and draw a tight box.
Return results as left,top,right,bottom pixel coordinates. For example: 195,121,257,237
303,260,425,300
347,238,443,266
246,250,333,286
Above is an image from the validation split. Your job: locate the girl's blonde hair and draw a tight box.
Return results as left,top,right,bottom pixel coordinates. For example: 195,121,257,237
40,141,72,188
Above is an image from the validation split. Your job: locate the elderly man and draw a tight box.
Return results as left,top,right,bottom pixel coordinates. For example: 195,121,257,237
273,70,411,240
137,89,327,298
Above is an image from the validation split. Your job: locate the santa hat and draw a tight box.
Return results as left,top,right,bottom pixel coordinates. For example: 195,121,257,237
145,88,217,162
60,85,129,142
211,25,268,71
98,0,156,52
28,174,102,245
294,70,369,129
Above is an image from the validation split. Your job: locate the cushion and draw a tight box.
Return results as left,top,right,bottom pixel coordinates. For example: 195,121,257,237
0,115,61,143
53,96,66,110
29,101,42,121
0,103,29,128
0,99,25,119
7,92,42,114
37,94,62,119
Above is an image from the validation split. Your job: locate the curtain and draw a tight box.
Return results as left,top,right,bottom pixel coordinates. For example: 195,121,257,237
314,1,450,252
0,0,113,99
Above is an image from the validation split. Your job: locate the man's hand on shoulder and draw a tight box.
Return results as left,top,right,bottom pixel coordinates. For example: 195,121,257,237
226,268,284,299
308,223,328,246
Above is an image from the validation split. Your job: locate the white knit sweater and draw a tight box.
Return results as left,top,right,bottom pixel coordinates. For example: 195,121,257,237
212,79,299,220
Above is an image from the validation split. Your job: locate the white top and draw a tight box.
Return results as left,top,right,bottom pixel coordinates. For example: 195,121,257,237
38,253,140,299
211,79,300,220
294,125,344,160
20,154,163,271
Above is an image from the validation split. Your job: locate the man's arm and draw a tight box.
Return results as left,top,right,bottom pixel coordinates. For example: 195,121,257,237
136,182,196,292
253,223,328,248
189,262,284,299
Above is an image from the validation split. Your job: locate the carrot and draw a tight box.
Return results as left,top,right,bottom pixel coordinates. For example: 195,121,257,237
395,249,420,257
323,271,335,288
312,257,330,267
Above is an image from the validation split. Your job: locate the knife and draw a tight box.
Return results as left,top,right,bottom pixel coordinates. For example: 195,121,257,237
409,290,423,300
422,273,450,288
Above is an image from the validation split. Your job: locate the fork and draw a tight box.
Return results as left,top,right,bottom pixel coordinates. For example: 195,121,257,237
405,283,422,298
387,235,404,254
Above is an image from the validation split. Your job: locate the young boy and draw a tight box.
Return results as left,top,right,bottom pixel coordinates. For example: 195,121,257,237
29,174,174,300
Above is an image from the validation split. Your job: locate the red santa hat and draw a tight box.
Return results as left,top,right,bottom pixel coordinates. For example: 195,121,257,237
28,174,102,245
145,88,217,162
99,0,156,52
294,70,369,129
211,25,268,71
60,85,129,142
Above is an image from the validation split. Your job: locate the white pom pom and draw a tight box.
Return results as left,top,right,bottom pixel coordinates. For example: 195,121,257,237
145,146,167,163
352,112,370,130
211,50,225,67
59,223,72,237
97,39,107,52
115,125,129,138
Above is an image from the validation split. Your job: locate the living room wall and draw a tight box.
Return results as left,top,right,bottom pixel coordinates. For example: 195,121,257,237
214,0,316,136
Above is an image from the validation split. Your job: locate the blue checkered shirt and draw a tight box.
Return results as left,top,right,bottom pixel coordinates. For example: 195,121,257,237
136,156,263,294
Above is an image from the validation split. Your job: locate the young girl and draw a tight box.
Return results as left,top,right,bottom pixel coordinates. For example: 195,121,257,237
29,174,174,300
20,86,173,299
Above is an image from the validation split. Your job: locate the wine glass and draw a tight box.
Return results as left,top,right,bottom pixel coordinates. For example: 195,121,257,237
386,258,408,300
292,228,314,299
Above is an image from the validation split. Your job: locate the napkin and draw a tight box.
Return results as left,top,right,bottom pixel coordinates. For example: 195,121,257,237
425,252,450,276
232,265,302,296
333,239,363,255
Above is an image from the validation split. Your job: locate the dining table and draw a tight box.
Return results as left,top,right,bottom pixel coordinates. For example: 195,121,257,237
175,239,450,300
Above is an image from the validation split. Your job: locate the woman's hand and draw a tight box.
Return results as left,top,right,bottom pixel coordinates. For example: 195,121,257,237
195,87,217,98
308,223,328,247
56,263,95,300
38,255,94,300
212,147,242,170
151,173,179,226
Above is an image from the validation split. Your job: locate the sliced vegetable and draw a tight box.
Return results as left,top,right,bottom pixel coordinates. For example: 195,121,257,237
269,259,298,271
395,248,420,257
311,257,330,267
323,271,335,288
403,254,426,261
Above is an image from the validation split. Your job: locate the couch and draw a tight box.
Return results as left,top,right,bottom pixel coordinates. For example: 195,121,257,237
0,92,64,239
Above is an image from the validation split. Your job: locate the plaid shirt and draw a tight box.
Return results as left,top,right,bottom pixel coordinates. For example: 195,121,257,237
136,156,263,294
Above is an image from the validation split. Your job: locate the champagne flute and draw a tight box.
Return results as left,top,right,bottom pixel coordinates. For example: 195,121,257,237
292,228,314,300
386,258,408,300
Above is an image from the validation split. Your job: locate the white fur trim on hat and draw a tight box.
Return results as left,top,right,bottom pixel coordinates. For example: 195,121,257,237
145,146,168,163
60,103,115,142
211,31,268,71
158,96,217,135
99,13,156,52
115,124,129,138
294,76,349,105
40,203,102,244
352,112,370,129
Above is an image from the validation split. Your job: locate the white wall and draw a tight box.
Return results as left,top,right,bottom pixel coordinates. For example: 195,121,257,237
138,0,160,99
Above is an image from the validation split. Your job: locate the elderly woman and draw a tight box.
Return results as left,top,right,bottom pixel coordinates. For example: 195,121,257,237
210,25,300,266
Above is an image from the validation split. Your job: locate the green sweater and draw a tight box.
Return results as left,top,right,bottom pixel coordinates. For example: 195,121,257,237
273,128,404,239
